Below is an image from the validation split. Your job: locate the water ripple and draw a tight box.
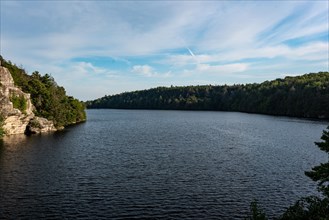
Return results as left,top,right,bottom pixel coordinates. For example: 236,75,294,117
0,110,327,219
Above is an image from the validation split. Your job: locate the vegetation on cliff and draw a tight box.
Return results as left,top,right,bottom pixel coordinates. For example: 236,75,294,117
10,94,27,114
0,56,86,128
86,72,329,119
0,115,5,138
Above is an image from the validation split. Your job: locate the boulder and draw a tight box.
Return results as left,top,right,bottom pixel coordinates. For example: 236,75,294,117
25,117,56,134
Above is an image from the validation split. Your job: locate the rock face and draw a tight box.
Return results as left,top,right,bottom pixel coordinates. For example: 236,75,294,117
26,117,57,134
0,66,56,135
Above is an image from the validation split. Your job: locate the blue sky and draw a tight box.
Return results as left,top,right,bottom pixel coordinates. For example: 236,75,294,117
1,1,328,101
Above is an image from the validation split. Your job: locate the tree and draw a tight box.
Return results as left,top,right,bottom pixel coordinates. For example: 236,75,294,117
279,126,329,219
0,56,86,129
85,72,329,120
279,196,328,220
246,200,268,220
247,127,329,219
305,126,329,197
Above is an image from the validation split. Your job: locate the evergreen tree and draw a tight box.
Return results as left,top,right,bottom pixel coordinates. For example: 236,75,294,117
305,126,329,197
0,56,86,129
86,72,329,119
279,126,329,219
246,200,268,220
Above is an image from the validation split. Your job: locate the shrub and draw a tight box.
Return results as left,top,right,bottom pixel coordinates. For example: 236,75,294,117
10,94,27,114
0,114,5,138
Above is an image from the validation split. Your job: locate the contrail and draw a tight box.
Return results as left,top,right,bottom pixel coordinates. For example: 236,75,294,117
187,47,195,57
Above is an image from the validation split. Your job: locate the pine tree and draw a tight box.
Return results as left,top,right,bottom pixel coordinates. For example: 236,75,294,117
305,126,329,197
279,126,329,219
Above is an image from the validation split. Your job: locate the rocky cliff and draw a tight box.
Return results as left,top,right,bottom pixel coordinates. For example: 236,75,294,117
0,65,56,135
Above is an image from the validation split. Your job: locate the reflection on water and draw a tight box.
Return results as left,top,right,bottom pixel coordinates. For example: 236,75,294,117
0,110,327,219
2,134,30,149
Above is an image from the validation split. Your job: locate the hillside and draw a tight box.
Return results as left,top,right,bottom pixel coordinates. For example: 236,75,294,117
86,72,329,119
0,56,86,136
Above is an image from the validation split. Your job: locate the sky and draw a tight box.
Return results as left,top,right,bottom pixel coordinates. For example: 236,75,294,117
0,1,328,101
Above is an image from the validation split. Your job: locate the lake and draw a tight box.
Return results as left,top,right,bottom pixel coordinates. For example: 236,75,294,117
0,109,327,219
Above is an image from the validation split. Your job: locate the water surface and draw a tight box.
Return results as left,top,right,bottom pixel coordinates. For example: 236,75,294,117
0,110,327,219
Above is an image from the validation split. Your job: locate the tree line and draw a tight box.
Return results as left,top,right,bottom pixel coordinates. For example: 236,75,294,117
0,56,86,128
86,72,329,119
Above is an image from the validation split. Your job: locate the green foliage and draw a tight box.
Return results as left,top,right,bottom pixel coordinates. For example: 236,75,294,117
305,126,329,197
10,95,27,113
28,118,42,129
86,72,329,119
278,196,329,220
0,56,86,128
247,127,329,219
279,127,329,219
246,200,268,220
0,114,5,138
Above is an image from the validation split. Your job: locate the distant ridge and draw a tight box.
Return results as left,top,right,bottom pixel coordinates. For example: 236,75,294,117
86,72,329,119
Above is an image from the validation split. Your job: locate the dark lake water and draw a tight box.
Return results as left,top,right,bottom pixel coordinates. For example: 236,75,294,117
0,109,327,219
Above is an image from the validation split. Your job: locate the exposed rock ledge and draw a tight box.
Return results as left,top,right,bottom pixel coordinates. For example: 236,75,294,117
0,65,56,135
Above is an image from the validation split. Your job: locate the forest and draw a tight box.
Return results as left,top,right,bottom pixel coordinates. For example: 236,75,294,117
0,56,86,128
86,72,329,119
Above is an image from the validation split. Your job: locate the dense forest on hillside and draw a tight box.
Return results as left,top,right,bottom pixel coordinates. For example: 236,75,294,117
0,56,86,128
86,72,329,119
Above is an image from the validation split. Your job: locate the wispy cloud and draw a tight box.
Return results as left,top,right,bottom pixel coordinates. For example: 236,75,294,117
132,65,154,77
0,1,328,100
132,65,171,78
165,41,328,68
197,63,249,74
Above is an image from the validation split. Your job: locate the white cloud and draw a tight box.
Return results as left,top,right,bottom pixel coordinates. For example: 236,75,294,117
197,63,249,74
164,41,328,69
3,1,327,58
1,1,328,100
132,65,154,77
132,65,172,78
3,1,327,61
